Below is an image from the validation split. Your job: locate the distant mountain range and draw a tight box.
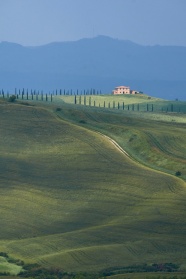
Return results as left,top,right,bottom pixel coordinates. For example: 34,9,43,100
0,36,186,100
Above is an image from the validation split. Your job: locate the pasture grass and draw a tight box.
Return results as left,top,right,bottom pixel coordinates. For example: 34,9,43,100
57,94,186,113
0,99,186,273
0,256,22,275
58,94,161,106
53,103,186,181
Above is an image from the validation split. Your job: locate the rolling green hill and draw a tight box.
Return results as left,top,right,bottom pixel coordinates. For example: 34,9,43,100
57,94,186,113
0,97,186,276
54,100,186,181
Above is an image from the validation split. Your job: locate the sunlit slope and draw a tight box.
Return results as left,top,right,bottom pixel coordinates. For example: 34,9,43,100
58,94,161,106
0,103,186,272
56,104,186,181
57,94,186,114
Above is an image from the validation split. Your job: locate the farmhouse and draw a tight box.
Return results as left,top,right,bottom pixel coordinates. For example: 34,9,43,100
112,86,130,95
112,86,140,95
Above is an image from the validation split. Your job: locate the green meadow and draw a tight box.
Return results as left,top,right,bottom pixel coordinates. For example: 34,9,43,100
55,98,186,181
58,94,186,113
0,95,186,277
58,93,160,106
0,256,22,275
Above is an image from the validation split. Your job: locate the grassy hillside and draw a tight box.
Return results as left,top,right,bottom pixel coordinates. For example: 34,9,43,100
0,256,22,275
57,94,186,113
54,102,186,181
58,93,157,105
0,98,186,274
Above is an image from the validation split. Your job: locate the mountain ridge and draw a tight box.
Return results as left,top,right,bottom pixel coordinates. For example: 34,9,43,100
0,36,186,100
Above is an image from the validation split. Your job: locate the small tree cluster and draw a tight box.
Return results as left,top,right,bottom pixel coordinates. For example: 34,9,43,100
175,171,181,176
8,95,16,102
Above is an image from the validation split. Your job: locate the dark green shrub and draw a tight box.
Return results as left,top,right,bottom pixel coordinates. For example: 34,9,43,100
175,171,181,176
8,95,16,102
79,120,86,124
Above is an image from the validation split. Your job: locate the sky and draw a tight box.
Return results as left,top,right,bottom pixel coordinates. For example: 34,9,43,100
0,0,186,46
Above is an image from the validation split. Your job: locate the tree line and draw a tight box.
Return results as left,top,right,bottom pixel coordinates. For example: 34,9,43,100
0,88,102,97
0,88,185,113
75,96,186,113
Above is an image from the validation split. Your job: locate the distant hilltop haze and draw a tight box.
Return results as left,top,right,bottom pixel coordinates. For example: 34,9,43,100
0,35,186,100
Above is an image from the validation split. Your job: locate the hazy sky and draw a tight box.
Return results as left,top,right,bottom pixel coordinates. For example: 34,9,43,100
0,0,186,46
